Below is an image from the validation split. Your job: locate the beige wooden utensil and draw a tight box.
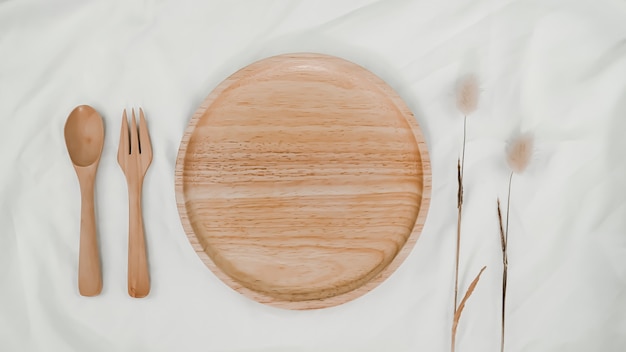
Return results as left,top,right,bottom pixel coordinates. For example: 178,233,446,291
64,105,104,297
117,108,152,298
176,53,431,309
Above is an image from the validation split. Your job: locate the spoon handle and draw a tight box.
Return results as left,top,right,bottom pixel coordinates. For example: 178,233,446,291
127,179,150,298
78,174,102,296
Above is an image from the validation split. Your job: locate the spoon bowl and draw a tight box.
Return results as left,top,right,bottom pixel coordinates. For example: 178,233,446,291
64,105,104,167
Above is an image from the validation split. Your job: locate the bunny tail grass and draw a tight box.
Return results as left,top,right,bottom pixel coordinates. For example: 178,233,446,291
456,74,479,116
506,134,533,174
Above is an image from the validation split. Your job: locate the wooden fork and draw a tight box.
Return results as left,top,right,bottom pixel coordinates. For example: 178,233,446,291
118,108,152,298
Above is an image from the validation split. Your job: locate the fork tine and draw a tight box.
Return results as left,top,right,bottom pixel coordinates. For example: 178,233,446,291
118,109,129,164
130,108,139,154
138,108,152,157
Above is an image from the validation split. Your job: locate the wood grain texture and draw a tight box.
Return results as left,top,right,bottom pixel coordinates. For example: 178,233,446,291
64,105,104,297
118,109,153,298
175,53,431,309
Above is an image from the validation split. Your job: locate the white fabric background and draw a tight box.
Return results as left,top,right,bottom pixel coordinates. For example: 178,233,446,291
1,0,625,351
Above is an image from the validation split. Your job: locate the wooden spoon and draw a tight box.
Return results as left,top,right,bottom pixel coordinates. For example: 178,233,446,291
64,105,104,296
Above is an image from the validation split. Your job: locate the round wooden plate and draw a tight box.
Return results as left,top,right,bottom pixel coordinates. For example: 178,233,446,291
175,53,431,310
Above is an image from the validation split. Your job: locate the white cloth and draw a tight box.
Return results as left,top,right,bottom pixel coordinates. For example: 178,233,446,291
1,0,625,351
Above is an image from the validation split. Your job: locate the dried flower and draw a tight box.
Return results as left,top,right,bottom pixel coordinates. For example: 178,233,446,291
456,74,479,116
506,133,533,174
451,72,485,352
498,132,534,352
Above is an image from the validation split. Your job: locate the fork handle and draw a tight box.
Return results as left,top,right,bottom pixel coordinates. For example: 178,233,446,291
128,180,150,298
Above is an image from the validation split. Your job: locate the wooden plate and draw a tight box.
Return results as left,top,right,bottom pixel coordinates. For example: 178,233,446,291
175,53,431,309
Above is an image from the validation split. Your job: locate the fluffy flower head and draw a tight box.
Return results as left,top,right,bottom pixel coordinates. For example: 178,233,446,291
456,74,479,116
506,133,533,174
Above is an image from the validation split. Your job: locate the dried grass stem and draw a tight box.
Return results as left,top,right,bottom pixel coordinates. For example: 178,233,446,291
505,172,513,244
498,172,513,352
454,159,462,313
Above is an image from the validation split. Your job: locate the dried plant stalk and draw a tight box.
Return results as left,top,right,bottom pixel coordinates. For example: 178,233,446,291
457,158,463,208
451,73,485,352
497,199,506,253
454,159,462,318
497,199,508,352
451,266,487,352
499,133,532,352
